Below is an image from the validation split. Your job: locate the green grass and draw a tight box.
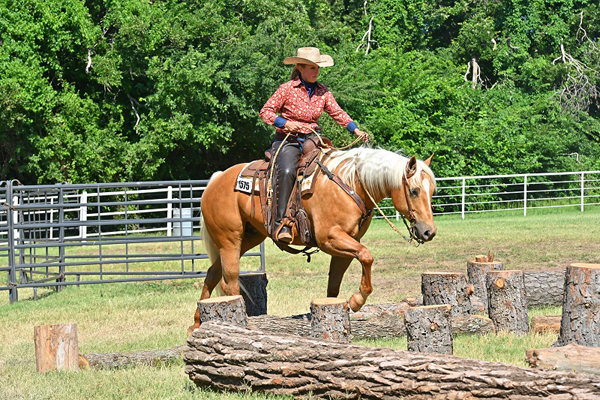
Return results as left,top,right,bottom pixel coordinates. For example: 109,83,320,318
1,207,599,399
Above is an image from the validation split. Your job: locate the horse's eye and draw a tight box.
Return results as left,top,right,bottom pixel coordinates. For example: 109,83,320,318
410,188,420,197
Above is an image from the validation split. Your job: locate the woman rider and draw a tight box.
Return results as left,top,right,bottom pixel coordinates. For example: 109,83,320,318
260,47,369,243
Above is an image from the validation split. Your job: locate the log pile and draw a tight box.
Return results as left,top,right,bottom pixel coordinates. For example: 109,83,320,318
421,272,473,316
523,270,565,307
467,253,503,314
404,305,453,354
184,321,600,399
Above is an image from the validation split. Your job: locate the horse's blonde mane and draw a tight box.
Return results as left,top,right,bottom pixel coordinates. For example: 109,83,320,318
324,147,436,200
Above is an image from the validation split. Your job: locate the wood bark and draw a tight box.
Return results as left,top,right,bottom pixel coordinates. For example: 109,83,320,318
34,324,79,373
530,316,561,334
185,321,600,399
524,270,565,307
421,272,473,316
556,263,600,347
467,258,503,314
310,298,350,343
404,305,453,354
526,343,600,375
239,273,268,316
487,270,529,335
198,295,247,327
79,345,184,370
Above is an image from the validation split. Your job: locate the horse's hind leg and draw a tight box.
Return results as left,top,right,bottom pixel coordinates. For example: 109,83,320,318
220,229,266,295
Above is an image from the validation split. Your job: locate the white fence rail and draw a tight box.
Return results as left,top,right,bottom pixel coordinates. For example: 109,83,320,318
376,170,600,220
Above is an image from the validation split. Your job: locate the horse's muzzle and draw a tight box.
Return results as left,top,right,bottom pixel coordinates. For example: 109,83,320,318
414,223,437,242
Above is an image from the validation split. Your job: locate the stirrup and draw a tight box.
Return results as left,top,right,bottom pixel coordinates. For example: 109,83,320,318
274,224,293,243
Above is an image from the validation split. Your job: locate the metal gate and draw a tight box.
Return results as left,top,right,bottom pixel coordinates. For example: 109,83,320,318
0,180,265,302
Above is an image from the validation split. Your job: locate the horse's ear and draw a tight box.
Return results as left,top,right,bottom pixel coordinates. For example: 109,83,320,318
424,153,434,167
406,155,417,178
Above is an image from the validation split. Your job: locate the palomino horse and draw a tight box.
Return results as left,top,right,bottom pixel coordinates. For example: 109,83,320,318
188,147,436,334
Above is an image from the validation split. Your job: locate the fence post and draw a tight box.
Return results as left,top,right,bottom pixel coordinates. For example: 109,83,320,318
167,186,173,237
523,175,528,217
581,172,585,212
461,178,466,220
396,210,400,221
7,181,18,303
57,187,65,292
79,191,87,239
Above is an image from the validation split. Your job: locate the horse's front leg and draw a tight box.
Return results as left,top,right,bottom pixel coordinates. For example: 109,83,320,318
321,227,373,312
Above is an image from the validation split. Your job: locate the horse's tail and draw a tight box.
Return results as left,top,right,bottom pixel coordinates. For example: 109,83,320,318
200,171,222,265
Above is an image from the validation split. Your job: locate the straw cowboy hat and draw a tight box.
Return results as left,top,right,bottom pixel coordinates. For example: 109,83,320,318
283,47,334,68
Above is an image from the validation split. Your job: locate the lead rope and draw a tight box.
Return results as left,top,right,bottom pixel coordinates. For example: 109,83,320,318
354,159,421,246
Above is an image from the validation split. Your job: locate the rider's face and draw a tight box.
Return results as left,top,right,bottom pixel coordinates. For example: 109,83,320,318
298,64,320,83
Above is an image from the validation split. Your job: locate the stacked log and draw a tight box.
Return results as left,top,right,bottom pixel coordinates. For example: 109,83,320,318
184,322,600,399
556,263,600,347
526,343,600,375
404,305,453,354
467,254,503,314
530,316,561,334
421,272,473,316
524,270,565,307
486,270,529,335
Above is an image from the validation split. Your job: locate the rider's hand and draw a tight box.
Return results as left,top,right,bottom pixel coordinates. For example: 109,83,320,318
284,120,305,133
354,129,370,143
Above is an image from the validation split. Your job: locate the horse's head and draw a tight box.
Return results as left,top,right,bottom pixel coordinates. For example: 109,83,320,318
390,154,437,243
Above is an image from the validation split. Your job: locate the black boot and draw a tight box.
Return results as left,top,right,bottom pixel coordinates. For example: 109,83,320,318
272,141,301,243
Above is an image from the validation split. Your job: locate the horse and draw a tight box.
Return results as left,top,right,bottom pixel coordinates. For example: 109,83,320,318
187,147,437,335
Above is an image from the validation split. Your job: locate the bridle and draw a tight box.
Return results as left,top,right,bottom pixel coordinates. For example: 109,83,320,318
360,166,430,246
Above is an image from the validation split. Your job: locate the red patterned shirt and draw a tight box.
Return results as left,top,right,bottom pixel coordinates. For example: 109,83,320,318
260,78,354,135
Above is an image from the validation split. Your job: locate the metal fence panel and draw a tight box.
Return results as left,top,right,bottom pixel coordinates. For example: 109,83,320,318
1,180,265,302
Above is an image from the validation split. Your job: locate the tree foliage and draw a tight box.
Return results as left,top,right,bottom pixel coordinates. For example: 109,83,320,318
0,0,598,183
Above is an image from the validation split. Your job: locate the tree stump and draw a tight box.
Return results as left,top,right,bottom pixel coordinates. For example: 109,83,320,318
34,324,79,373
238,273,268,316
310,298,350,343
467,256,503,314
404,304,453,354
421,272,473,316
556,263,600,347
198,295,248,327
486,270,529,335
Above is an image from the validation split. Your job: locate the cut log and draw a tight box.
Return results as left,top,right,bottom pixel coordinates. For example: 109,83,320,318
421,272,473,316
556,263,600,347
487,270,529,335
467,258,503,314
34,324,79,373
79,345,185,370
198,295,247,327
248,313,493,340
524,270,565,307
530,316,561,334
526,343,600,375
310,298,350,343
184,321,600,399
239,273,268,316
404,305,453,354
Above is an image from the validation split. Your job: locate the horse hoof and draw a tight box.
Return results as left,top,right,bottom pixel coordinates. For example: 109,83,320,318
348,294,364,312
187,324,199,337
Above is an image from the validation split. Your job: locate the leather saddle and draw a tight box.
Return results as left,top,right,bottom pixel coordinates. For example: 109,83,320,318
237,136,333,245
